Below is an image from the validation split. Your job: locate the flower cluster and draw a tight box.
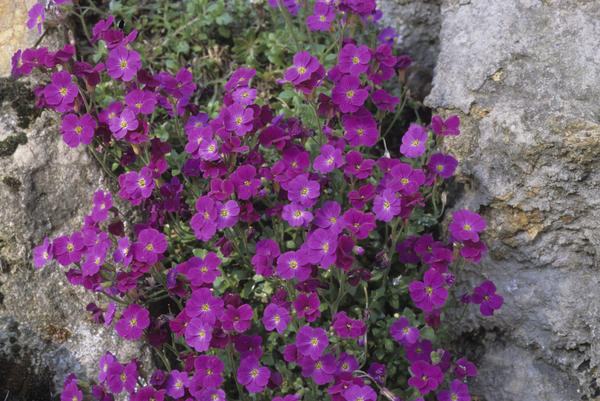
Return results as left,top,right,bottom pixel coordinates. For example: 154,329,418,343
22,1,504,401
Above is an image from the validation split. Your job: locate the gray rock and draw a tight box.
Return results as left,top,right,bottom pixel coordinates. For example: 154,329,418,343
426,0,600,399
376,0,442,70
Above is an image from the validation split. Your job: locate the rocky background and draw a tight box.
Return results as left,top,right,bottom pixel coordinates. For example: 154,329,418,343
0,1,152,400
382,0,600,400
3,0,600,400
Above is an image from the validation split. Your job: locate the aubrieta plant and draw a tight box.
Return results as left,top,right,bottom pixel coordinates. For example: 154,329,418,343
17,0,503,400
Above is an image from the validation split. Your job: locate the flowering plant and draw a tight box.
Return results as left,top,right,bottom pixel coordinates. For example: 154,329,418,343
17,1,502,401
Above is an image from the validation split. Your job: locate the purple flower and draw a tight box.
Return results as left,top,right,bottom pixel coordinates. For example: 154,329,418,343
343,208,376,239
251,239,280,277
471,280,503,316
114,303,150,340
400,124,428,158
193,355,224,388
190,196,218,241
165,370,189,399
373,189,401,222
33,237,53,268
432,115,460,136
389,163,426,195
222,304,253,332
299,353,336,385
91,15,114,43
186,252,222,285
113,237,132,266
225,67,256,91
106,46,142,82
314,201,343,234
104,302,116,327
91,190,112,223
185,318,212,352
232,87,257,106
348,183,375,209
224,103,254,136
53,232,85,266
81,246,106,276
216,200,240,229
406,339,433,363
449,210,486,242
262,303,290,334
132,228,167,264
454,357,478,379
294,292,321,322
306,2,335,31
344,150,375,179
106,361,138,394
337,352,358,375
390,317,419,345
284,52,321,85
343,112,379,147
296,325,328,360
332,75,369,113
282,203,313,227
277,250,311,281
61,382,83,401
98,352,116,383
343,384,377,401
313,143,343,174
408,361,443,394
186,287,224,325
338,44,371,75
287,174,320,207
304,228,337,267
231,164,261,200
429,153,458,179
460,239,488,262
237,356,270,393
60,113,95,148
409,269,448,312
27,3,45,34
125,89,157,115
437,380,471,401
371,89,399,112
109,108,139,139
378,27,399,45
235,334,263,359
44,71,78,112
332,311,365,338
367,362,386,385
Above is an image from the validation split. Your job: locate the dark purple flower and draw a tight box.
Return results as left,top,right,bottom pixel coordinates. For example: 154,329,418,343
371,89,399,112
284,51,321,85
215,200,240,229
61,382,83,401
332,311,365,338
344,150,375,179
471,280,503,316
348,183,375,209
186,252,222,285
342,208,376,239
193,355,224,388
460,239,488,262
225,67,256,91
378,27,399,45
251,239,280,277
389,163,426,195
230,164,261,200
294,292,321,322
125,89,157,115
106,46,141,82
454,357,478,379
314,201,344,234
224,103,254,136
222,304,253,332
106,361,138,394
185,287,224,325
400,124,428,158
343,384,377,401
237,356,270,394
282,203,313,228
91,15,114,43
165,370,189,399
449,210,486,242
299,353,336,385
287,174,320,207
98,352,116,383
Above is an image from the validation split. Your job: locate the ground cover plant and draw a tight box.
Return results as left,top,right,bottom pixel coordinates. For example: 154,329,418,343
14,0,503,400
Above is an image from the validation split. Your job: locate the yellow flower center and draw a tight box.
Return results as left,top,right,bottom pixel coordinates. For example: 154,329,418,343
109,112,116,119
301,187,309,195
208,144,216,152
120,60,128,69
244,180,251,186
207,368,213,375
175,380,183,389
75,126,82,134
342,362,349,370
298,66,307,74
95,257,101,264
221,209,228,217
315,361,323,369
353,222,360,228
198,329,206,338
403,327,410,334
201,266,208,273
135,102,143,109
43,252,49,259
346,90,354,98
352,56,360,64
235,116,243,125
138,178,146,188
327,157,334,165
319,15,326,22
451,395,458,401
436,164,444,171
274,314,280,323
383,200,390,210
59,87,68,96
291,161,298,168
67,244,74,252
463,224,472,231
310,337,318,346
330,216,337,223
250,369,259,378
204,211,210,219
293,210,302,218
289,261,298,269
120,120,128,128
411,139,420,146
425,286,433,295
322,243,329,252
202,303,210,311
145,243,154,251
121,373,127,382
36,15,42,24
357,128,364,136
400,178,409,185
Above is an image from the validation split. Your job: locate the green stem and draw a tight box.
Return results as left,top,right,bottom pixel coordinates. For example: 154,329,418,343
276,0,301,52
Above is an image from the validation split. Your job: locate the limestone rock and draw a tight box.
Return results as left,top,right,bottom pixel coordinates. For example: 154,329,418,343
0,2,153,398
426,0,600,399
376,0,442,70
